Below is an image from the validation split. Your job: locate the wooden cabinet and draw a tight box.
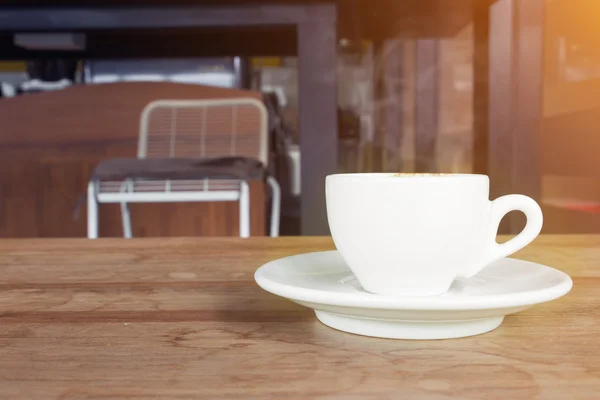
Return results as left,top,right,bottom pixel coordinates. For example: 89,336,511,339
0,82,266,237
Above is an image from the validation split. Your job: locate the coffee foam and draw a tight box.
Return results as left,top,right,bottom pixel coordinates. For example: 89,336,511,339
392,173,448,177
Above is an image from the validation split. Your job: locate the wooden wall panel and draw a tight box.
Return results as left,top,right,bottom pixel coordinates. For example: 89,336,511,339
0,82,266,238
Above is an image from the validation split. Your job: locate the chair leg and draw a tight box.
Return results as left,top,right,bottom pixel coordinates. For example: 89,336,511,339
120,203,132,239
87,181,99,239
120,179,133,239
239,181,250,238
266,176,281,237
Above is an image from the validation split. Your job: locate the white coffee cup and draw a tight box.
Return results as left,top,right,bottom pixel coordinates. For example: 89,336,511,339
326,173,543,296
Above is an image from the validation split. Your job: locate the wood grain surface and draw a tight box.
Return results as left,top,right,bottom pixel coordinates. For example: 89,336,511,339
0,235,598,399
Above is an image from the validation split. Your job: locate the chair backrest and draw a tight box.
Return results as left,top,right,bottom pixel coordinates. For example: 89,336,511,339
138,98,268,165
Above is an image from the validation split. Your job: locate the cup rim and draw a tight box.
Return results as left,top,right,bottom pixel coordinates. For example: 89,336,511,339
327,173,489,180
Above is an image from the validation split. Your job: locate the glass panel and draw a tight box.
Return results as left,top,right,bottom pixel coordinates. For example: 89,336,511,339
542,0,600,232
334,26,475,175
437,24,474,174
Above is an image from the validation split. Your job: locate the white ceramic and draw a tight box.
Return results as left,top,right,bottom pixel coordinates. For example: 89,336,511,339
255,251,572,340
326,173,544,296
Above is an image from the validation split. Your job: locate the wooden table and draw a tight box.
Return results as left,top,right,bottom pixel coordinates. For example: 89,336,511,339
0,236,599,399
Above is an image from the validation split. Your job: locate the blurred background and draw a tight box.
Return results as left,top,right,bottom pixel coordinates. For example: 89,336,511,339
0,0,598,238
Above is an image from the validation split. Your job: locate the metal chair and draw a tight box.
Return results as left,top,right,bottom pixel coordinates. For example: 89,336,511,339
87,98,281,238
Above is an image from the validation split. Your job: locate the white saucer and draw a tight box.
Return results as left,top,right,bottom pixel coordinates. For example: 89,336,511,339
255,251,573,340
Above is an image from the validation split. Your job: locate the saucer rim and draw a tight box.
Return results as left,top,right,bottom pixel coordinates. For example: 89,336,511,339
254,251,573,311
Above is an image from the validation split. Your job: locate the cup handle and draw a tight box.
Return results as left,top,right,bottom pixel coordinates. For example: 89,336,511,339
462,194,543,278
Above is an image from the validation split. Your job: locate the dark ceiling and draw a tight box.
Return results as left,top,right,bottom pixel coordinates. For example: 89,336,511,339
0,0,475,59
0,0,475,37
0,27,299,59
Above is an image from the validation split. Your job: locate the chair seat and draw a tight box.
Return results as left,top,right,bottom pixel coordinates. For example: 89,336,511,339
98,179,242,194
91,157,268,183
